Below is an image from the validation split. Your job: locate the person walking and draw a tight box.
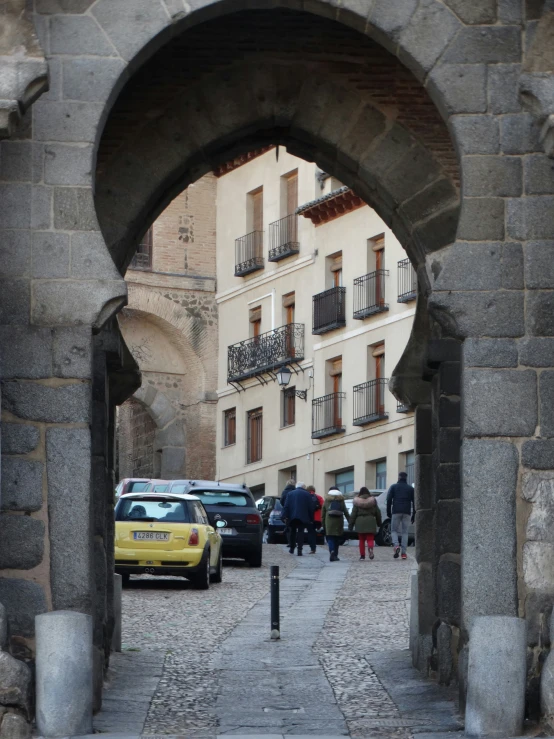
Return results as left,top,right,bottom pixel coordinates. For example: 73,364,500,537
281,482,316,556
321,487,350,562
306,485,324,554
386,471,415,560
349,487,382,560
280,478,296,551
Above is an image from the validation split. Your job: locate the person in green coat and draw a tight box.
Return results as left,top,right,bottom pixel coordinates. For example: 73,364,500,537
349,487,382,560
321,487,350,562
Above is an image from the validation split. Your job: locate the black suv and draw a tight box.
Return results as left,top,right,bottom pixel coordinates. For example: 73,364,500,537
167,480,263,566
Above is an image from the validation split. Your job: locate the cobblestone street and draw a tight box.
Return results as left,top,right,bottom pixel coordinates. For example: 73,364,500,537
93,544,461,738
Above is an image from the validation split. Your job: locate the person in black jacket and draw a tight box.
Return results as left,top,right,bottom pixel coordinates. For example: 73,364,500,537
282,482,316,556
280,479,296,550
386,472,415,560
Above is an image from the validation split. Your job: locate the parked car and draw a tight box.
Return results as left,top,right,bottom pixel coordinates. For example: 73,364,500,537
167,480,263,567
114,492,223,589
341,490,415,547
145,479,170,493
256,495,279,527
115,478,150,499
265,498,324,545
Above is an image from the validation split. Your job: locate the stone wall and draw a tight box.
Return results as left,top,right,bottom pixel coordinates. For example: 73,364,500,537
117,178,218,482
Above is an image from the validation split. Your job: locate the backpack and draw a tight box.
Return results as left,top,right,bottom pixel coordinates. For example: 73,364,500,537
327,499,343,517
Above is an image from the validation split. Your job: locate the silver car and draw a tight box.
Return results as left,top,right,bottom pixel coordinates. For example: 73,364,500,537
342,489,415,546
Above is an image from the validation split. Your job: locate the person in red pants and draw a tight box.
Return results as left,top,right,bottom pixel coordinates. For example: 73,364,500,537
349,487,382,560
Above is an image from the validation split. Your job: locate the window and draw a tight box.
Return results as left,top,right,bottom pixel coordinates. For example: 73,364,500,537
248,186,263,232
375,459,387,489
328,251,343,288
249,306,262,339
282,387,296,427
130,227,153,270
335,468,354,495
224,408,236,447
193,489,251,507
283,292,295,324
405,451,415,486
116,497,191,523
278,467,297,492
247,408,263,463
282,170,299,217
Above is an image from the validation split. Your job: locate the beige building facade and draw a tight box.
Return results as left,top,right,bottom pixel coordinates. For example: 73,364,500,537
215,149,415,498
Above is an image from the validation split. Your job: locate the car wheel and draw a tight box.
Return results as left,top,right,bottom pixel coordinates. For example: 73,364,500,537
191,551,211,589
210,550,223,583
376,519,392,547
248,547,263,567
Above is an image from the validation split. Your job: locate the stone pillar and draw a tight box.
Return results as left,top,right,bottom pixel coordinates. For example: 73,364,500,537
466,616,526,738
35,611,93,738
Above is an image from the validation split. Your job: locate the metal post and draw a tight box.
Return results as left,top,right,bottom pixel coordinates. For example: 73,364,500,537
270,565,280,640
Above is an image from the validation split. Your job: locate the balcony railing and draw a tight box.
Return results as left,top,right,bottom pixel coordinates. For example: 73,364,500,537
129,252,151,270
398,258,417,303
397,398,412,413
227,323,304,383
312,392,346,439
312,286,346,334
268,214,299,262
353,378,389,425
235,231,264,277
353,269,389,320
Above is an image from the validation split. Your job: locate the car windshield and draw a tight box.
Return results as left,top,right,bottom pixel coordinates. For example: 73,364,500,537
194,490,250,507
116,497,191,523
128,481,149,492
147,483,168,492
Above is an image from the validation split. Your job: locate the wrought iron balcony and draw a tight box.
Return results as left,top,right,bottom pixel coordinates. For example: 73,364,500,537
235,231,264,277
353,378,389,425
312,286,346,335
312,392,346,439
398,258,417,303
268,214,299,262
353,269,388,320
397,398,413,413
227,323,304,383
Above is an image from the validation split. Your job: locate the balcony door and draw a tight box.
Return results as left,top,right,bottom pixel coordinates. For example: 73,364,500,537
330,358,342,427
247,408,263,464
373,344,385,417
283,292,295,358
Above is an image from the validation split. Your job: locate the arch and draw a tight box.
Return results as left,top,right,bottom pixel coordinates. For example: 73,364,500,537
132,385,186,478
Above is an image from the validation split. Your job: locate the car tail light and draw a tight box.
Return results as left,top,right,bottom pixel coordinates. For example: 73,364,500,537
188,528,199,546
246,514,261,525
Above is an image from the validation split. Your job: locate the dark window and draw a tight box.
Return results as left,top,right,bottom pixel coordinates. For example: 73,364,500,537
194,490,251,507
375,460,387,489
335,469,354,495
247,408,263,463
282,387,296,427
130,227,153,270
224,408,236,447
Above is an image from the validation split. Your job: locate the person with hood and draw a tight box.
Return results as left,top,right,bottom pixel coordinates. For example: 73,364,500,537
321,487,350,562
281,481,316,556
306,485,324,554
280,478,297,550
349,487,382,560
386,471,415,560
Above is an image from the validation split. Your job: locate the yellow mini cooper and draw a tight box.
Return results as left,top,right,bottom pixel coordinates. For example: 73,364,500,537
114,492,223,589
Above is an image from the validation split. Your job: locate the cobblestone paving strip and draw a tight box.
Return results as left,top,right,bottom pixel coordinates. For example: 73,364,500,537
94,548,298,735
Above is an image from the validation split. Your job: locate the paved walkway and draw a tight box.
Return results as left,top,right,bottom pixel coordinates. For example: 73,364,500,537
90,544,462,738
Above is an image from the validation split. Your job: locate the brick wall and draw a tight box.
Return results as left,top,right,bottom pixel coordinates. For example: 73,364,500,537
118,398,158,479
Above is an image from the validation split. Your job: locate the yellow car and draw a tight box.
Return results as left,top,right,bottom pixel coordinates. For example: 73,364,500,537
114,492,223,589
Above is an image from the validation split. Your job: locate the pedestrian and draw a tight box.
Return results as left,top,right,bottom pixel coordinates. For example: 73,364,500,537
321,487,350,562
281,481,316,556
280,478,297,551
349,487,382,560
386,471,415,560
306,485,324,554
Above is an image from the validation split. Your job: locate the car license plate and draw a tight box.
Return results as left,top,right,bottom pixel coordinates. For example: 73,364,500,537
220,528,234,536
133,532,169,541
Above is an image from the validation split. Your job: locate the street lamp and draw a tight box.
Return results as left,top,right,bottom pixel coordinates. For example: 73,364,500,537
276,366,307,400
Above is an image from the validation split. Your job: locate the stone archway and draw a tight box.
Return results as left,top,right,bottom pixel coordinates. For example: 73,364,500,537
0,0,552,726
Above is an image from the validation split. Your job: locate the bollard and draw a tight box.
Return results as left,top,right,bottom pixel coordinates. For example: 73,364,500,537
35,611,93,738
112,573,122,652
270,565,280,640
